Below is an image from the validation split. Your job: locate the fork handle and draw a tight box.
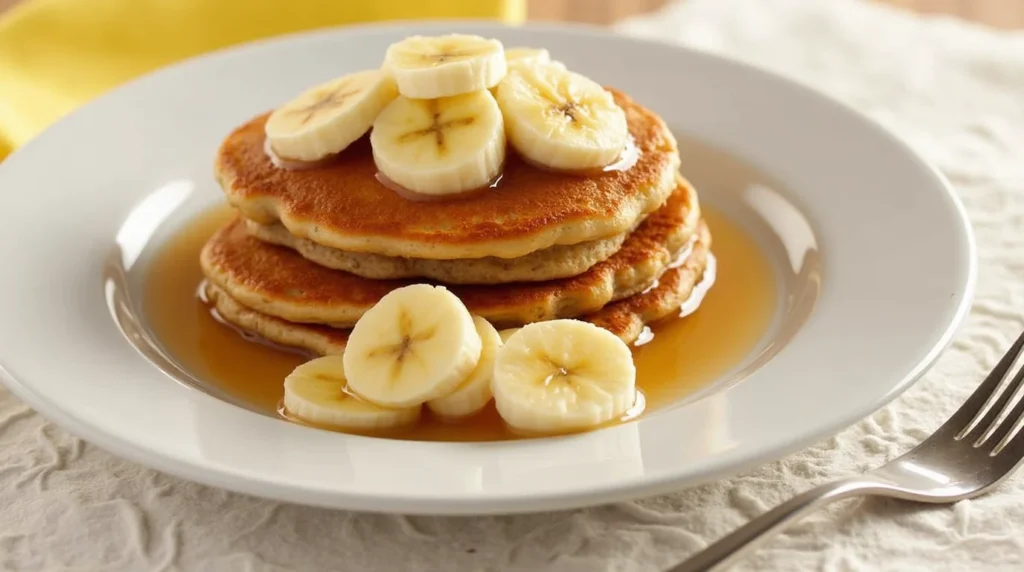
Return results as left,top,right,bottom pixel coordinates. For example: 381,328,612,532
665,478,889,572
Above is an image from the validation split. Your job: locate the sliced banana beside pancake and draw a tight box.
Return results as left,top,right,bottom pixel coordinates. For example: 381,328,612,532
427,316,501,419
371,90,505,196
496,63,628,172
343,284,483,408
265,70,398,162
493,320,637,434
283,355,421,431
384,34,507,99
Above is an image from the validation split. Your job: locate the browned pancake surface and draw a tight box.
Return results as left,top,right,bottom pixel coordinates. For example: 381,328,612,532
206,283,349,356
588,222,712,343
204,222,711,354
201,181,701,328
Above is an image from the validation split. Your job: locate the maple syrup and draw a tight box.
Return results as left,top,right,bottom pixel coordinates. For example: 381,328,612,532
143,201,777,441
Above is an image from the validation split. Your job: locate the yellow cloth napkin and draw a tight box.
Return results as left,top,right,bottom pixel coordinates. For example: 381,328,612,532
0,0,525,160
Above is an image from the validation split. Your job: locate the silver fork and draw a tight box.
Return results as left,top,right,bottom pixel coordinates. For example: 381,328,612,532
667,326,1024,572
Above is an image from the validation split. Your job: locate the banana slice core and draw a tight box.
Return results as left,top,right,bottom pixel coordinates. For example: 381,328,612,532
283,355,421,431
384,34,507,99
370,91,505,196
496,63,628,172
265,69,398,162
493,320,637,434
343,284,483,408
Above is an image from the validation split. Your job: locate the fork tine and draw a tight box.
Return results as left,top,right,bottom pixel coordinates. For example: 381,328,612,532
953,327,1024,440
986,364,1024,454
973,352,1024,447
995,406,1024,461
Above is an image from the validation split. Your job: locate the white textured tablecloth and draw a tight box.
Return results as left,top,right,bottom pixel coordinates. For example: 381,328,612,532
3,0,1024,570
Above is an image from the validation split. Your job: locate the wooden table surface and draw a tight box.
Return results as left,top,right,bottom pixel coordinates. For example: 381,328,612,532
0,0,1022,27
528,0,1024,28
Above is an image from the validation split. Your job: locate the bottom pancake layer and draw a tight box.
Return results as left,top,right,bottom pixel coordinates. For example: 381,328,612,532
205,283,349,356
203,226,712,355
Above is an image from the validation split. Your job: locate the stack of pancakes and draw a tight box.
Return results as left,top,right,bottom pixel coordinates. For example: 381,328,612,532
201,90,712,356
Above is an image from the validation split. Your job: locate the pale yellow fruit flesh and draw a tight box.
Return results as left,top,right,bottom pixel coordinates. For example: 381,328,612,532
283,355,420,431
493,320,636,434
343,285,482,408
427,316,502,419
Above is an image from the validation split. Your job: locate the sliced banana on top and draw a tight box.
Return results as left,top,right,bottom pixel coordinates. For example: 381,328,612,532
265,70,398,162
384,34,507,99
427,316,501,420
283,355,421,431
496,63,628,172
493,320,637,434
504,47,552,70
371,90,505,196
344,284,483,408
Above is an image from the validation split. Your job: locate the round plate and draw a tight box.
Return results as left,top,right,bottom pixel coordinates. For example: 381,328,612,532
0,22,974,514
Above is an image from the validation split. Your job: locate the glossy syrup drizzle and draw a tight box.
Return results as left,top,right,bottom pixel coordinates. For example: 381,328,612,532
372,171,504,202
263,138,340,171
143,201,777,441
603,137,641,172
264,129,639,201
370,137,637,200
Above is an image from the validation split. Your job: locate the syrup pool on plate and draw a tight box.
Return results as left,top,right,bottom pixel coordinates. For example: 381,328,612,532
143,200,777,442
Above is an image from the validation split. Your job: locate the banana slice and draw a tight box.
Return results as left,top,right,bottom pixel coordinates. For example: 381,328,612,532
384,34,506,99
505,47,551,70
343,284,483,407
427,316,501,419
493,320,637,434
498,328,520,344
370,90,505,196
265,70,398,162
495,64,628,172
283,355,421,431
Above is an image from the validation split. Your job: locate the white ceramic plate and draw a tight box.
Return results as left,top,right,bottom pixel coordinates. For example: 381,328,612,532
0,23,974,515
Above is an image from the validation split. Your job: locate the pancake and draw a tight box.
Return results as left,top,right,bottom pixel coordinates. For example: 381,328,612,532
245,218,631,284
587,235,715,344
201,181,703,328
206,283,349,356
203,225,710,354
245,174,699,284
216,88,680,260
